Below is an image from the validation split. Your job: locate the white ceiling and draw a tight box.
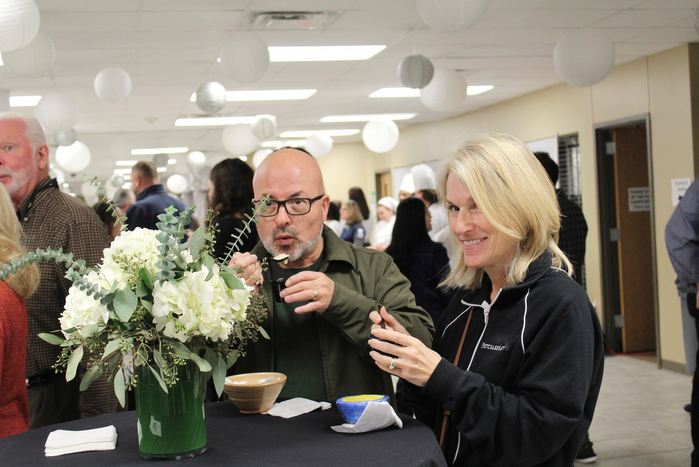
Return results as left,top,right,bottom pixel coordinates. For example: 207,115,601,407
2,0,697,192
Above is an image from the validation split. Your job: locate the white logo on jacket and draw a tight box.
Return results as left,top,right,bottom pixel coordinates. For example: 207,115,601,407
480,342,507,351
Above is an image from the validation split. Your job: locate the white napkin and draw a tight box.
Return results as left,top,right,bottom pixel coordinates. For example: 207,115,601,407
331,401,403,433
264,397,331,418
45,425,118,457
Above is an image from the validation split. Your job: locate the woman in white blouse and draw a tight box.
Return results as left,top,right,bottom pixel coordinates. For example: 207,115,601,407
371,196,398,252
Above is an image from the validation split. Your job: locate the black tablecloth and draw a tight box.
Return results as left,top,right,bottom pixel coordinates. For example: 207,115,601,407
0,401,447,466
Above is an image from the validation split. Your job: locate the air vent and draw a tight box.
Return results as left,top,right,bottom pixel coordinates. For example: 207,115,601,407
241,11,339,30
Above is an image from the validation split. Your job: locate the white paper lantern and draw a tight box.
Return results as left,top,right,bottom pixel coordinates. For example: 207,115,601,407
219,33,270,83
109,137,131,159
186,151,207,171
398,55,434,89
94,67,132,102
417,0,489,34
166,174,188,195
419,67,467,112
55,141,91,174
2,31,54,77
111,175,125,188
0,0,40,52
195,81,226,114
553,29,615,87
362,120,400,154
305,133,334,158
54,129,75,147
222,125,260,157
251,114,277,140
252,148,273,168
34,92,78,133
152,153,169,168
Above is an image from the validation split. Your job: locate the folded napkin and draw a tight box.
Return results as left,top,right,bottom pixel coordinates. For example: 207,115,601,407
45,425,118,457
331,401,403,433
264,397,331,418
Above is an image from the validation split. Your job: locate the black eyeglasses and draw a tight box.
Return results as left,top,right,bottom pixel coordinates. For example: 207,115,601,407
252,194,325,217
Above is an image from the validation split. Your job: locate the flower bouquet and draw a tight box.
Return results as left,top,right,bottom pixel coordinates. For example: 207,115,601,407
0,180,268,458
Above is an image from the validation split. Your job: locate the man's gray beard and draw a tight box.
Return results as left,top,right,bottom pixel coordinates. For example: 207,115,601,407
261,225,323,264
0,156,37,195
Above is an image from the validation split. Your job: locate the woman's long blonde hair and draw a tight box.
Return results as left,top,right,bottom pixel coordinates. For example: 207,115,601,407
438,133,572,290
0,186,39,298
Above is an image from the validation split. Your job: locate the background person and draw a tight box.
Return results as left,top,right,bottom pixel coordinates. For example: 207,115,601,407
324,201,343,238
340,199,367,247
349,186,373,239
371,196,398,252
0,186,39,438
126,161,187,231
369,134,604,466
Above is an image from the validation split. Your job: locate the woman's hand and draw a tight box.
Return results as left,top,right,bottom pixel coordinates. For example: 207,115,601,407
229,252,263,294
368,307,442,387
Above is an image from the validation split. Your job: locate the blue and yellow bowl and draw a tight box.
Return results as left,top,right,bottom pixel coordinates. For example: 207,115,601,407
336,394,389,424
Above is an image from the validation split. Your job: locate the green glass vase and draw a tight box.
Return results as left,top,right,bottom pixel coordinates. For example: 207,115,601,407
135,360,208,459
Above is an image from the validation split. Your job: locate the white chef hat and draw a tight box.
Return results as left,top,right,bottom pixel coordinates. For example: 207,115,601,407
399,173,415,194
411,164,437,191
377,196,398,213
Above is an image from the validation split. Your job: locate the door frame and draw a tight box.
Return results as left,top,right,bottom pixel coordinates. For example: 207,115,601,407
594,114,660,364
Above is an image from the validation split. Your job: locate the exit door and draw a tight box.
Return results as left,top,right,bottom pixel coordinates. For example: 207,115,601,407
596,119,657,354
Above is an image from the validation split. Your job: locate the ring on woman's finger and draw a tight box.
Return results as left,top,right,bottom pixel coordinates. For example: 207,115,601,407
313,290,319,301
388,357,397,370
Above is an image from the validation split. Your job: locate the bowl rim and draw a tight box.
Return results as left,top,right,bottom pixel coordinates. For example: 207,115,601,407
224,372,287,388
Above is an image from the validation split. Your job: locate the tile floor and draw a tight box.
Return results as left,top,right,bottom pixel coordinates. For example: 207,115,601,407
586,355,693,466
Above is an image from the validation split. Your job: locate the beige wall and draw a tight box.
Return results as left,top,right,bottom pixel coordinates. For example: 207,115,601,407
316,44,694,369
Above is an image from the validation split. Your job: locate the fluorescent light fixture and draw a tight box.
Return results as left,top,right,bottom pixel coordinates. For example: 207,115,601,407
269,45,385,62
156,167,167,173
123,175,131,180
0,52,3,66
280,129,360,138
175,116,255,127
370,87,420,98
189,90,316,102
114,168,132,175
115,160,137,166
10,95,41,107
239,156,248,162
467,85,494,96
321,113,416,123
261,141,282,148
168,159,176,165
131,147,188,155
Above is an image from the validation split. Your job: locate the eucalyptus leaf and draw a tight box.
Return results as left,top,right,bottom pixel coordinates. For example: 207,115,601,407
101,339,123,361
189,353,212,372
39,332,65,345
66,345,84,381
148,364,169,394
138,268,153,290
80,365,103,391
259,326,270,340
226,353,238,369
213,354,227,397
136,280,149,298
189,227,206,258
172,341,193,360
114,287,138,322
114,368,126,408
220,272,244,290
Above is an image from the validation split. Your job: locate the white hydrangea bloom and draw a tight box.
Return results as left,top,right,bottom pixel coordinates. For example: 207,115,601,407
151,264,251,343
60,270,111,338
101,228,161,286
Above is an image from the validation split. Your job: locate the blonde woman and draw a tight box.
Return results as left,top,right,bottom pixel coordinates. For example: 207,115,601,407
0,186,39,438
369,134,603,466
339,199,367,246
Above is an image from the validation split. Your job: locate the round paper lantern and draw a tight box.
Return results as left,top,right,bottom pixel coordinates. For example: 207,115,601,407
398,54,434,89
111,175,125,188
419,67,467,112
222,125,260,157
166,174,188,195
186,151,207,171
54,129,76,147
219,33,270,83
362,120,400,154
417,0,489,34
305,133,333,158
94,67,132,102
251,114,277,140
55,141,91,174
2,31,54,77
34,92,78,133
152,153,169,168
108,137,131,158
0,0,40,52
252,148,272,168
553,29,615,87
195,81,226,114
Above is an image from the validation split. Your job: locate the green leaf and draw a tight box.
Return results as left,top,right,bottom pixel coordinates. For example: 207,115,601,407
212,354,227,397
188,227,206,258
220,271,244,290
172,341,193,360
39,332,65,345
138,268,153,290
189,353,212,373
101,339,123,361
114,368,126,408
226,353,238,369
80,364,103,392
259,326,270,340
113,287,138,322
136,279,149,298
147,364,169,394
66,345,84,381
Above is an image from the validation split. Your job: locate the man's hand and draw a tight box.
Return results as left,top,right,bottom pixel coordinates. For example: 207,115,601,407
279,271,335,314
229,252,263,294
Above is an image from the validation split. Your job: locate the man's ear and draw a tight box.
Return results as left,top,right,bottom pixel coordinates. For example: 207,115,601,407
36,144,49,170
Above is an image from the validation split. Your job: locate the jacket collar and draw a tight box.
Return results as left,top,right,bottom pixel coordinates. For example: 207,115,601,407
136,184,165,201
16,176,58,221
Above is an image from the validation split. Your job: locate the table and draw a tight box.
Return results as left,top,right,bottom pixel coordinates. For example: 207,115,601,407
0,401,447,466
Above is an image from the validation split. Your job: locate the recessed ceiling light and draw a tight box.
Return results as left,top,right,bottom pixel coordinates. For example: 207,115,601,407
370,88,420,98
131,147,188,155
115,160,137,166
175,117,256,127
467,85,494,96
189,90,316,102
9,95,41,107
321,113,416,123
269,45,385,62
280,129,360,138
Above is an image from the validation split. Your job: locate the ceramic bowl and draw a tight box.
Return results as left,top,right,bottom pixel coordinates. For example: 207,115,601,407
336,394,390,424
223,372,286,414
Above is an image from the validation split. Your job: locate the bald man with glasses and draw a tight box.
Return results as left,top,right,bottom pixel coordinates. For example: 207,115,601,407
231,148,433,404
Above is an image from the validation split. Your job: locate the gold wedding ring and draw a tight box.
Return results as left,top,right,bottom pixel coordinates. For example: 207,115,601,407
313,290,318,301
